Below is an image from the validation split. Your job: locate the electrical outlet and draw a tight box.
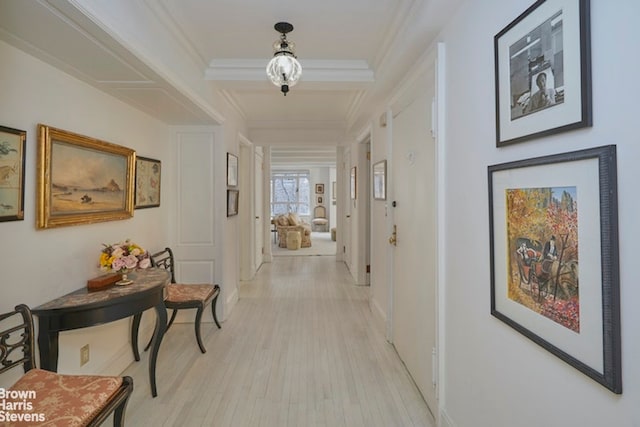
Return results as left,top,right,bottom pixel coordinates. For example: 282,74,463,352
80,344,90,366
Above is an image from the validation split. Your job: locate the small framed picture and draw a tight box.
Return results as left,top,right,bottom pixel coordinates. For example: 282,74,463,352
372,160,387,200
494,0,592,146
227,153,238,187
315,183,324,194
317,196,323,204
227,189,239,217
135,156,161,209
350,167,357,200
0,125,26,222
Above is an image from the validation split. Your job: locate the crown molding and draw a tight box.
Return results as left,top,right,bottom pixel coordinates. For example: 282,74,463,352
206,59,374,84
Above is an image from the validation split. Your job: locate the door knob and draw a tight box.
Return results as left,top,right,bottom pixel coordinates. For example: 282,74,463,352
388,225,397,246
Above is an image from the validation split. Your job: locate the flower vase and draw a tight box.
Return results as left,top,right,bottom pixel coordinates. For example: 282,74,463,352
116,269,133,286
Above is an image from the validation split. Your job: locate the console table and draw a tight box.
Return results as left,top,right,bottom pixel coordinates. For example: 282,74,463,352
32,268,170,397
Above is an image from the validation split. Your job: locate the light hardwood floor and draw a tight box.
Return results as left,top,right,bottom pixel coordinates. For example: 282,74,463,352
121,256,434,426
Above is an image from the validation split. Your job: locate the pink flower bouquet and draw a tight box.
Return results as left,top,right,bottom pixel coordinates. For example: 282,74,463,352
99,239,151,272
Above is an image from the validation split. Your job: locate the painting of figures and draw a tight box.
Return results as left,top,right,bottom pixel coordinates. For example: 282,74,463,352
506,186,579,332
488,146,621,393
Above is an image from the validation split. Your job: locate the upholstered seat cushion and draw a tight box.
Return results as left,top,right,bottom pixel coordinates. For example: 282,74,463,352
7,368,123,427
165,283,217,303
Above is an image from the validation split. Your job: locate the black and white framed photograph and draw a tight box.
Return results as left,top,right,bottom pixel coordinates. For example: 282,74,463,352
227,189,239,217
372,160,387,200
488,145,620,393
494,0,591,146
350,167,357,200
227,153,238,187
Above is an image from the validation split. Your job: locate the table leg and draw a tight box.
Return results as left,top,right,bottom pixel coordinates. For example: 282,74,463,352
131,313,143,362
37,319,59,372
148,303,167,397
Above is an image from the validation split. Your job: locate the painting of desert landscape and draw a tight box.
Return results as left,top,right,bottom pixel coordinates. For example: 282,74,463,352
50,141,127,215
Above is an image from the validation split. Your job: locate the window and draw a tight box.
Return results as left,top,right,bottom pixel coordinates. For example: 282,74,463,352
270,171,310,216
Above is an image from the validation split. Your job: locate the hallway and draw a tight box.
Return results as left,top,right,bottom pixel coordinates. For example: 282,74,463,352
122,256,434,426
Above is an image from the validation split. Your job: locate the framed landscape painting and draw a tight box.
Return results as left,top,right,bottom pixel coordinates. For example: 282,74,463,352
494,0,592,146
0,125,26,222
37,124,135,229
135,156,161,209
488,145,620,393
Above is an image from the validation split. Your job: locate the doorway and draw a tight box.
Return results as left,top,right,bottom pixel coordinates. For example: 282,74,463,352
389,61,438,416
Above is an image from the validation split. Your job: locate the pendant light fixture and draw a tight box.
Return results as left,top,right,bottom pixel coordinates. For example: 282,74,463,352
266,22,302,96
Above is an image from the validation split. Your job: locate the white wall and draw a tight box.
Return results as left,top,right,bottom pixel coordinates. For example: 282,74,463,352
0,39,172,383
71,0,248,320
309,167,330,224
439,0,640,425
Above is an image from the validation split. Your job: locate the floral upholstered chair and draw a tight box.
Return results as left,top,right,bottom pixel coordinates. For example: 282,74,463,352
135,247,221,354
274,213,312,248
0,304,133,426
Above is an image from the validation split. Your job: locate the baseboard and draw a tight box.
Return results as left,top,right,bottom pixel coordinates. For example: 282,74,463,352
224,286,239,321
101,322,156,376
439,408,456,427
97,340,134,376
370,297,387,338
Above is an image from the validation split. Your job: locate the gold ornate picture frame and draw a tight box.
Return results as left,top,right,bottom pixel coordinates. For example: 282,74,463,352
37,124,135,229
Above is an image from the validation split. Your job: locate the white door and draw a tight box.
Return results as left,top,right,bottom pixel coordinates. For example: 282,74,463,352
254,150,264,270
390,67,437,414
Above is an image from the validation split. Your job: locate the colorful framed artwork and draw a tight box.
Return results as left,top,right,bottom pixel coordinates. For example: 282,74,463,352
227,153,238,187
135,156,161,209
494,0,592,146
315,183,324,194
227,189,239,217
0,125,26,222
373,160,387,200
37,124,135,229
488,145,620,393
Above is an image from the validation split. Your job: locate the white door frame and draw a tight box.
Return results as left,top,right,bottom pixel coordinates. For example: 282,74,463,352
434,41,448,408
238,133,255,281
383,43,446,418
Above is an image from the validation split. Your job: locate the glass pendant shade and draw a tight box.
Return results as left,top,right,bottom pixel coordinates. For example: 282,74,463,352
266,32,302,95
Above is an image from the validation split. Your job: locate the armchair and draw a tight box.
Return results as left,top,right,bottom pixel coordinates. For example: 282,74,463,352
274,213,312,248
